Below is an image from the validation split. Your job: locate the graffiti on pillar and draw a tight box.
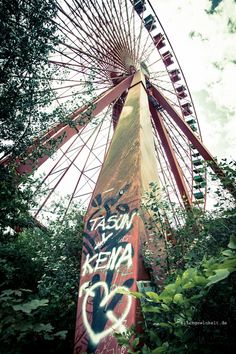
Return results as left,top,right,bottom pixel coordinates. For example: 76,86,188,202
79,184,138,352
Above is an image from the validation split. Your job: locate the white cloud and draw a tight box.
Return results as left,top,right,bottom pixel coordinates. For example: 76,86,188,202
151,0,236,158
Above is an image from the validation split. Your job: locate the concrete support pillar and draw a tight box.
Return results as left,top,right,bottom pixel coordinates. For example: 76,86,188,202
74,71,163,354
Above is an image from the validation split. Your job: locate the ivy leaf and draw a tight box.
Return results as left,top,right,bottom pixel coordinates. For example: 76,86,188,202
222,249,235,257
55,330,67,339
132,337,140,348
161,304,170,312
129,291,144,299
182,268,197,283
13,299,49,314
228,235,236,250
206,269,230,287
173,293,184,304
145,291,160,302
158,322,172,328
142,305,161,313
151,345,168,354
34,323,54,333
162,283,177,295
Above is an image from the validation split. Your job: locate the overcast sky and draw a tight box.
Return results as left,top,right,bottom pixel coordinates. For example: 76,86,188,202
152,0,236,160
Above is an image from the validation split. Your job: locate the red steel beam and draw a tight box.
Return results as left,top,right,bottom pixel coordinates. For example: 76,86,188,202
1,75,133,175
149,103,192,207
151,85,236,198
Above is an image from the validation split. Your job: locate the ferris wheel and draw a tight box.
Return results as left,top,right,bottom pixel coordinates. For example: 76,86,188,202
2,1,235,353
1,0,232,224
30,0,210,224
19,0,212,225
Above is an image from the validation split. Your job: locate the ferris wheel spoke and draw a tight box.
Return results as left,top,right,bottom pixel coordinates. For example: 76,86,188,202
157,153,183,211
56,2,126,74
121,0,141,64
85,0,132,69
163,122,191,166
162,112,192,157
109,0,133,60
49,57,112,84
62,108,113,215
91,0,126,53
34,126,96,204
161,121,194,191
154,83,178,97
124,0,137,63
55,41,124,77
165,142,192,191
116,0,132,48
152,153,182,228
3,76,132,177
134,9,146,64
92,0,130,57
139,37,154,66
74,0,128,70
142,44,161,64
130,1,138,63
35,106,112,217
154,134,183,210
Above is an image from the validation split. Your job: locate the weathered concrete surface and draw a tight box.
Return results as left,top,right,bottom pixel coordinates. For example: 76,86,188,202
74,72,165,354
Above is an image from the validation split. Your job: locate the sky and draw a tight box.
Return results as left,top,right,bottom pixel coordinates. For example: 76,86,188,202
151,0,236,160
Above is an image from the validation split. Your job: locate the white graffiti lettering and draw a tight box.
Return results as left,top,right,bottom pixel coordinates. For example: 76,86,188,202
94,232,113,250
94,252,111,272
82,254,98,276
82,243,133,276
80,281,132,345
89,211,137,234
107,246,123,270
115,243,132,270
89,216,104,231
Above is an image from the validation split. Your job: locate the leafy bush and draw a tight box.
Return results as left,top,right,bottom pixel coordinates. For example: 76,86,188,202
118,160,236,353
0,206,84,353
0,289,67,354
117,237,236,353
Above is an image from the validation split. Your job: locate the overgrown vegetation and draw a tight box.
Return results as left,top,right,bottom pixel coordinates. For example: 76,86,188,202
117,161,236,353
0,2,84,352
0,206,84,354
0,0,59,160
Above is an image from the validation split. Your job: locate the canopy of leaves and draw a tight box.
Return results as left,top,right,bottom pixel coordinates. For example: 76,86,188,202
0,0,58,159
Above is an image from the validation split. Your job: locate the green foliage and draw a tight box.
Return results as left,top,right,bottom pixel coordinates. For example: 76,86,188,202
0,205,84,353
0,0,59,159
122,160,236,353
0,289,67,354
120,245,236,353
0,165,40,235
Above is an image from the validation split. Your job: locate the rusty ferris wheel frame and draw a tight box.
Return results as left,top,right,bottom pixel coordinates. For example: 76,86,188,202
1,1,235,353
2,0,229,222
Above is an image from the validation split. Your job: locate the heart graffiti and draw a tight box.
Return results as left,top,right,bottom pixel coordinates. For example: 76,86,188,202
81,281,132,346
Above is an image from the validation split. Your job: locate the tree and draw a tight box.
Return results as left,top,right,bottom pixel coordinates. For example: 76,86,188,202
0,0,60,234
0,0,59,160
